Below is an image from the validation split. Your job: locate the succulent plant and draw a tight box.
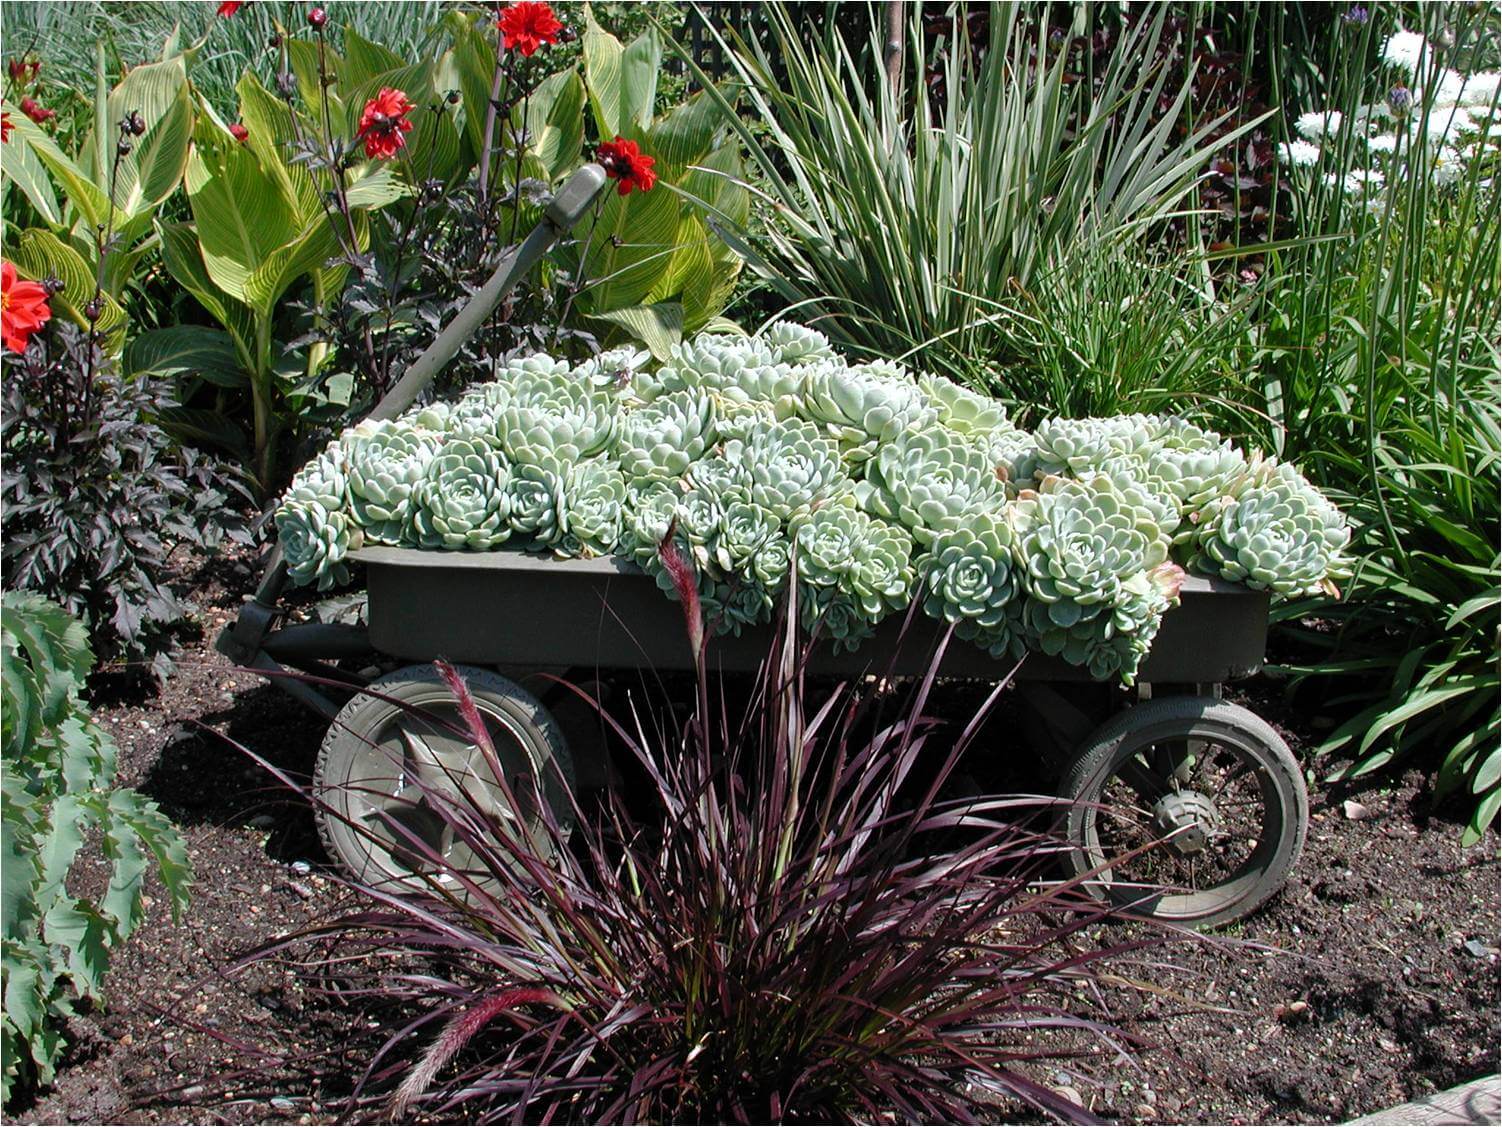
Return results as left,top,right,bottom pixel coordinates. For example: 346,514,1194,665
561,459,628,558
920,373,1012,436
802,360,937,464
1031,415,1159,478
1189,459,1351,596
759,321,836,366
861,429,1007,541
276,443,362,590
342,419,441,544
730,417,847,520
275,327,1350,684
508,463,567,547
615,389,717,485
409,437,513,551
916,511,1021,650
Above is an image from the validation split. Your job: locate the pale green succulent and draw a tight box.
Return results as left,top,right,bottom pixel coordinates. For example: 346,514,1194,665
615,390,717,485
652,335,799,407
1016,561,1183,683
687,454,752,505
1081,454,1182,542
508,463,567,547
798,584,877,653
703,576,777,636
674,487,726,572
498,353,575,394
1032,415,1159,477
342,420,441,544
403,402,453,432
1189,459,1351,596
714,500,781,574
1146,422,1251,516
847,517,916,618
730,417,847,520
499,389,615,470
276,444,362,590
861,429,1006,541
916,511,1020,649
801,360,937,464
410,437,513,551
749,534,792,592
919,373,1011,436
791,499,866,589
760,321,836,366
561,459,628,558
1010,476,1169,609
792,502,913,627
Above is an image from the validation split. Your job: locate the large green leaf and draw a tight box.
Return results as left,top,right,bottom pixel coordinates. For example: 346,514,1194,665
185,143,300,311
619,30,662,135
5,111,111,229
0,103,62,225
235,72,319,221
126,325,247,388
582,14,625,140
9,228,126,351
102,58,194,217
447,9,498,157
577,184,680,313
646,88,725,174
589,301,683,360
156,219,257,355
343,28,407,88
107,789,192,920
242,216,342,316
42,899,112,996
157,406,251,462
524,70,585,183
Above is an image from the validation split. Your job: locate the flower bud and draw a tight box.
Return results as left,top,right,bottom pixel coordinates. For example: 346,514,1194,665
83,298,103,321
44,276,65,295
117,138,133,156
307,6,327,27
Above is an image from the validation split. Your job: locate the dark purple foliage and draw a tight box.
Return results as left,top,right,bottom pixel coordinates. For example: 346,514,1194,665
231,594,1173,1124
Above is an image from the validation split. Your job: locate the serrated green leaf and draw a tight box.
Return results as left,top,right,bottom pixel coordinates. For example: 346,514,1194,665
42,899,112,996
107,789,192,921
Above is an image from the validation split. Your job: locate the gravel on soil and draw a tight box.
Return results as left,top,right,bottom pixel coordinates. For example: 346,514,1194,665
9,544,1499,1125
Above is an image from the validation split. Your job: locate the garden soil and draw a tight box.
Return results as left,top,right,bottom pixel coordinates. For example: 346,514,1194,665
10,544,1500,1126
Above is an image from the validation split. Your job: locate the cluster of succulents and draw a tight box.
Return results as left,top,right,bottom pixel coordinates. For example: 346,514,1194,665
276,326,1351,682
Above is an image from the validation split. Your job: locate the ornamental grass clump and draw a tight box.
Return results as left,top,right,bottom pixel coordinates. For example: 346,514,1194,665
233,591,1152,1124
275,324,1351,682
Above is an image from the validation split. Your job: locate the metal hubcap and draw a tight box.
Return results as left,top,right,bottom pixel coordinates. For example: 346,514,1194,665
1151,790,1220,855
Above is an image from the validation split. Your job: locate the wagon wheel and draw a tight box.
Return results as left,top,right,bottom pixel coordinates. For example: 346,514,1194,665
1060,696,1307,929
315,665,574,890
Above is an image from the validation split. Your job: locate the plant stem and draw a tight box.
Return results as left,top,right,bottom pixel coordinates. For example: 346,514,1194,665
478,11,510,203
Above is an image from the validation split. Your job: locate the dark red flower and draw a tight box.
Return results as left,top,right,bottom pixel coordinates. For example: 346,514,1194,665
596,136,657,196
217,0,243,15
498,2,562,57
1,112,10,143
229,122,249,143
307,6,326,27
356,87,415,160
18,98,54,125
8,58,40,86
2,260,52,354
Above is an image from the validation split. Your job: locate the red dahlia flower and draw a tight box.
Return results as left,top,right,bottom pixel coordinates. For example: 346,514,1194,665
498,2,562,57
217,1,243,15
2,260,52,354
1,112,11,143
357,87,415,160
596,136,657,196
19,97,54,125
229,122,249,143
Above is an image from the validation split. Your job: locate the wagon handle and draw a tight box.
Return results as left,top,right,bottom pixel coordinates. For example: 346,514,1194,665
368,162,608,422
219,164,609,667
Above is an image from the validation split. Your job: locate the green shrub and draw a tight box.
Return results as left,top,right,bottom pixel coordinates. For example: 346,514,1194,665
0,593,191,1104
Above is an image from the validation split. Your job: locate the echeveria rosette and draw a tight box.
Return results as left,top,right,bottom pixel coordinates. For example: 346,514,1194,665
674,488,726,574
508,463,567,548
499,393,615,471
342,419,441,544
731,417,847,521
1189,459,1352,597
409,437,513,551
792,501,914,636
687,455,752,507
561,459,628,558
919,373,1012,436
916,511,1022,654
801,360,937,465
713,500,781,575
623,485,682,569
652,335,800,407
276,444,363,591
798,584,877,654
615,389,717,486
703,576,777,636
861,429,1007,542
1016,561,1184,683
1031,414,1160,478
759,321,836,366
1145,421,1252,530
1080,454,1183,543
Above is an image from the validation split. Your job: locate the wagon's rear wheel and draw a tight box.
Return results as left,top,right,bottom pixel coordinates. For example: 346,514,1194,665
1060,696,1307,929
315,664,574,890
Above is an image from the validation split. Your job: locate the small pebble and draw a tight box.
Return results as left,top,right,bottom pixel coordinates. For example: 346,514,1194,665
270,1096,296,1111
291,860,312,876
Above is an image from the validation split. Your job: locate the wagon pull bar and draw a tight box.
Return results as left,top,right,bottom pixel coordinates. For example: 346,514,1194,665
218,163,608,673
367,162,609,422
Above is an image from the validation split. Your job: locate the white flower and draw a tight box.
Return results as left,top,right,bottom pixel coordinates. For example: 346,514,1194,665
1278,139,1322,166
1366,133,1399,154
1460,71,1502,107
1382,30,1430,76
1430,68,1468,108
1321,169,1376,195
1296,110,1343,140
1430,147,1465,186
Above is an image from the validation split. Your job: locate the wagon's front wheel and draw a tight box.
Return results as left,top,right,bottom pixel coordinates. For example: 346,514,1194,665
1060,696,1307,929
314,664,574,890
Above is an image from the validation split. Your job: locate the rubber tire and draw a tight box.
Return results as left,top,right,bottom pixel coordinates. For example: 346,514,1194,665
1060,696,1308,929
314,664,573,889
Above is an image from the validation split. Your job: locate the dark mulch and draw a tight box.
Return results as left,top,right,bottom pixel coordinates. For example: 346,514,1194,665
9,544,1499,1125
